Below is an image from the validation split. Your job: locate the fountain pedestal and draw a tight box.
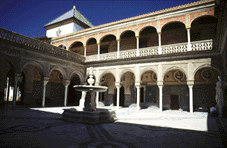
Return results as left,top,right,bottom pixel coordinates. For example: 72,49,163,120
62,68,116,124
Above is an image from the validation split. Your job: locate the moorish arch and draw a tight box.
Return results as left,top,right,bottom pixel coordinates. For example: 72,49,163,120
46,69,65,107
161,21,187,45
0,59,14,107
163,69,188,111
20,63,43,106
69,70,85,85
67,73,81,106
120,71,135,107
86,38,98,56
100,34,117,54
193,67,220,111
139,26,158,48
69,41,84,55
120,30,136,51
190,15,218,42
99,73,116,106
140,70,158,105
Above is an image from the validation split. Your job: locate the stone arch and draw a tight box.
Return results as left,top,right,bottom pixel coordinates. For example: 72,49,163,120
49,66,67,80
139,25,158,35
68,41,84,55
86,37,98,56
190,15,218,41
86,37,98,45
120,30,136,51
99,70,116,83
193,64,221,80
119,68,135,80
190,14,216,25
120,30,136,39
140,67,158,80
139,26,158,48
100,34,117,43
163,66,188,81
161,21,187,45
69,70,84,84
161,20,186,30
21,61,44,77
100,34,117,53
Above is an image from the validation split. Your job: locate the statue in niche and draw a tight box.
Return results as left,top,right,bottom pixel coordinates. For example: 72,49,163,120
215,76,226,117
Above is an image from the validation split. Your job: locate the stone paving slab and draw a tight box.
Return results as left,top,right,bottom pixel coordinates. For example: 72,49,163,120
0,107,226,148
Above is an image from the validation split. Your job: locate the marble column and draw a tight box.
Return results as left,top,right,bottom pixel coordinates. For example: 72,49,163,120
84,45,86,57
63,80,71,107
97,42,100,60
136,36,140,56
115,83,121,109
188,85,194,113
136,84,141,110
12,73,21,108
158,32,162,54
117,39,120,58
187,27,192,51
158,82,163,112
96,92,99,108
42,77,49,107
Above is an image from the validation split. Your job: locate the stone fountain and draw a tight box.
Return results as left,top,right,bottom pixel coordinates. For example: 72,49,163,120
62,67,116,124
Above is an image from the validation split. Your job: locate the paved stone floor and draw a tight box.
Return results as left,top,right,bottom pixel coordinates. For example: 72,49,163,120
0,106,226,148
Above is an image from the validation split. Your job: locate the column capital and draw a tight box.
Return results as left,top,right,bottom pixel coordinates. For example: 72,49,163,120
186,26,191,29
43,77,49,85
187,80,194,86
84,45,86,47
97,42,100,45
116,38,120,41
135,82,141,87
157,31,161,34
135,35,139,38
63,80,71,86
95,82,100,86
157,81,164,86
115,82,121,88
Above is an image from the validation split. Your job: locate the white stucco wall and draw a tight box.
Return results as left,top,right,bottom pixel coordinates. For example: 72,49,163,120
46,22,85,38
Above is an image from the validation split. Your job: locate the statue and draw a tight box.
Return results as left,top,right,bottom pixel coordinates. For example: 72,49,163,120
215,76,226,117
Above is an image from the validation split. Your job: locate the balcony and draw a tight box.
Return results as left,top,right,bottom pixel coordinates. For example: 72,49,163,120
0,28,85,63
86,39,213,62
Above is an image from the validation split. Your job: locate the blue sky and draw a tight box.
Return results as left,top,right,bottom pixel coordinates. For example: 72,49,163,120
0,0,197,38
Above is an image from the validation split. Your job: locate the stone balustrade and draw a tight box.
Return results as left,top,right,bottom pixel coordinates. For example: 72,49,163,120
86,39,213,62
0,28,85,63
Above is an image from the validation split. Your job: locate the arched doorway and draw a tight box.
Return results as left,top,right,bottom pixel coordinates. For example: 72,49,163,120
67,74,81,106
193,67,220,111
163,69,188,110
86,38,98,56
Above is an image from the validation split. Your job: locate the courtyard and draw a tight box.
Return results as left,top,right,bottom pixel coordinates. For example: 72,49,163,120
0,106,226,148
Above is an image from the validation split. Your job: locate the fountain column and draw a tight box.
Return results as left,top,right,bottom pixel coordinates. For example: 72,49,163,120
63,80,70,107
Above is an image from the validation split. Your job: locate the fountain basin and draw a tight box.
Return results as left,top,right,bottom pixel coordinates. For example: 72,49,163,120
62,108,116,124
